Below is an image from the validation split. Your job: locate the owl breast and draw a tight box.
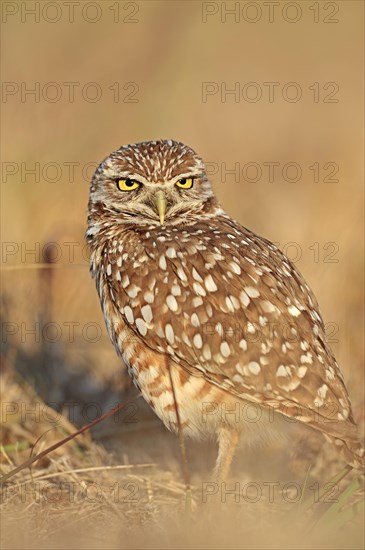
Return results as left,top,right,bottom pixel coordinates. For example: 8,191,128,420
101,294,294,445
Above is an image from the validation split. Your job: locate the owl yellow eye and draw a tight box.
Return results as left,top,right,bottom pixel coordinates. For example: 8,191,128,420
176,177,193,189
117,178,140,191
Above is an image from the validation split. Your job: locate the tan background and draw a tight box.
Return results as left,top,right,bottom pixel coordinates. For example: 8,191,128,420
1,1,364,424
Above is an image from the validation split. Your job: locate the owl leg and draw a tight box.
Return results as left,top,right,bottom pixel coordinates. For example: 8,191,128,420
213,427,241,481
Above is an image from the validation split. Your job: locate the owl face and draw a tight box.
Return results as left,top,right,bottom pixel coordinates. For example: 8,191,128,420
88,140,219,227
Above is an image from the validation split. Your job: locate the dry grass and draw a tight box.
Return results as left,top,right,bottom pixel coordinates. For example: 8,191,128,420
1,358,364,550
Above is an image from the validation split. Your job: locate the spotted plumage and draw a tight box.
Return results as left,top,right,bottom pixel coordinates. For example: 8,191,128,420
86,139,364,478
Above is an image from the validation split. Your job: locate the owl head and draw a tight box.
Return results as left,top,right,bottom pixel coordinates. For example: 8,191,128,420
87,140,220,232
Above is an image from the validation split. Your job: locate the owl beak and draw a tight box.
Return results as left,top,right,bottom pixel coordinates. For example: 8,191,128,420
154,190,167,225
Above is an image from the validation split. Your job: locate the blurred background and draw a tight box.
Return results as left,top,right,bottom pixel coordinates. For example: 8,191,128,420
1,1,364,547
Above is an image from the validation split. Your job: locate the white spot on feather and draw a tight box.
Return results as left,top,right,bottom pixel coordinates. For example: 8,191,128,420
220,342,231,358
277,365,289,377
326,367,335,381
171,284,181,296
144,291,154,303
229,261,241,275
193,282,206,296
159,255,167,270
141,304,153,323
261,300,276,313
177,266,187,282
135,318,147,336
288,305,301,317
126,285,140,299
248,362,260,375
165,323,175,344
204,274,217,292
203,344,211,360
193,334,203,349
297,366,307,378
191,313,200,327
192,267,203,282
166,295,178,312
166,247,176,258
239,291,250,307
300,353,313,364
239,339,247,351
124,306,134,324
245,287,260,298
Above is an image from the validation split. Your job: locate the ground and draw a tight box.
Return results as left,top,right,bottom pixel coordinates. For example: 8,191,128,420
1,356,364,550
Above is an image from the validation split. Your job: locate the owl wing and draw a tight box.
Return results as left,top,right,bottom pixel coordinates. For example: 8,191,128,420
102,216,362,458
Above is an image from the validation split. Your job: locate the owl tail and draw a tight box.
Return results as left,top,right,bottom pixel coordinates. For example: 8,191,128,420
331,436,365,471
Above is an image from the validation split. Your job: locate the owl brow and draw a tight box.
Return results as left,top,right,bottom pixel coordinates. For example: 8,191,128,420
113,173,146,184
173,172,203,182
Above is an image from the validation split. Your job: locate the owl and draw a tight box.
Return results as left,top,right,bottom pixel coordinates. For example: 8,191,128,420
86,139,364,480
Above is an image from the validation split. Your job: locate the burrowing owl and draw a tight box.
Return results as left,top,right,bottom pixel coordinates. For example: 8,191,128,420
86,139,363,479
